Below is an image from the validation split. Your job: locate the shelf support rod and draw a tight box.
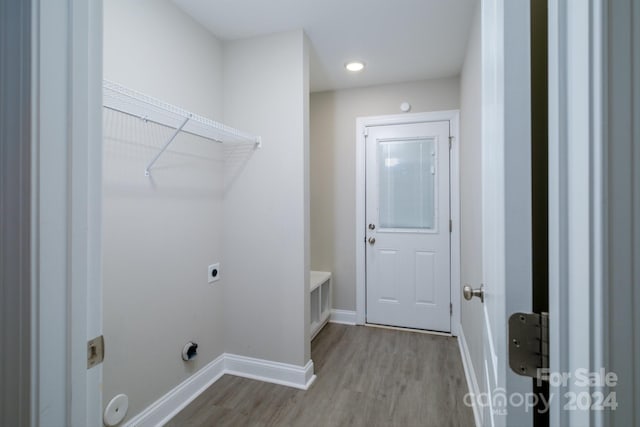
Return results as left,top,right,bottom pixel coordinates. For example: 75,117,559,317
145,115,191,176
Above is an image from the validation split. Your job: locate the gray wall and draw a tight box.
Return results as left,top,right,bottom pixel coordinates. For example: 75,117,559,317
0,1,31,426
103,3,311,420
459,1,484,398
607,0,640,422
310,78,460,311
102,0,226,422
222,30,311,366
103,0,223,119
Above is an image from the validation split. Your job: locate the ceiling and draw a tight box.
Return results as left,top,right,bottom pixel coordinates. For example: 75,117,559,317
171,0,477,93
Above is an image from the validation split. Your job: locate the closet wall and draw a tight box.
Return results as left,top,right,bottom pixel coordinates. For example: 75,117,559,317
222,30,311,366
104,0,223,119
103,0,225,422
103,1,311,423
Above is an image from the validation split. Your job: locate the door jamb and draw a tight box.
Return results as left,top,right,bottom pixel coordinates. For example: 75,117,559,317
355,110,460,336
30,0,103,425
548,0,640,424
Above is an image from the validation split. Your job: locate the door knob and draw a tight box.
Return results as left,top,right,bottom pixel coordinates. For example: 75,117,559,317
368,237,376,245
463,284,484,303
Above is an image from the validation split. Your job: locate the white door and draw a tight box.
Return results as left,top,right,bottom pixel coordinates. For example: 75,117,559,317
365,121,451,332
476,0,533,425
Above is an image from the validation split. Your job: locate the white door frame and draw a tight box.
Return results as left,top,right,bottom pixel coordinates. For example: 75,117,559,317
355,110,460,336
548,1,604,425
549,0,639,425
30,0,104,425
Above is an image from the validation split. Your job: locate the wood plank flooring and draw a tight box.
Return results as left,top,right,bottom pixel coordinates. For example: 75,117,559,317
167,324,474,427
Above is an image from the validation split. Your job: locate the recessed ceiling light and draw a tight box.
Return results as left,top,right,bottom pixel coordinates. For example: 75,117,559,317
345,61,365,72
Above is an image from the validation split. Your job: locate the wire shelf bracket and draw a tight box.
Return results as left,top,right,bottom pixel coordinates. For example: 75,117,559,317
102,79,261,177
145,115,190,176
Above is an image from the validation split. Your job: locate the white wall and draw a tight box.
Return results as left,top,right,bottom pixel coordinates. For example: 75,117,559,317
103,0,223,119
222,30,311,366
102,0,225,422
310,78,460,311
458,0,484,406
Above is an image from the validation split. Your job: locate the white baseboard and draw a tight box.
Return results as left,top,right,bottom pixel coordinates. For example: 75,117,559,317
225,354,316,390
123,353,315,427
123,353,226,427
457,326,482,427
329,309,356,325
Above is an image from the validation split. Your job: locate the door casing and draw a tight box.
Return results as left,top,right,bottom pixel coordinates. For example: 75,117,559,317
548,0,640,425
29,0,104,425
355,110,460,336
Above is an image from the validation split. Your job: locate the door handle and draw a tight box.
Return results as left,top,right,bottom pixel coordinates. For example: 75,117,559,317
368,237,376,245
463,284,484,303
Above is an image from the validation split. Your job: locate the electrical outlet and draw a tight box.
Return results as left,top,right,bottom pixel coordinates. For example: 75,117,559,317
208,263,220,284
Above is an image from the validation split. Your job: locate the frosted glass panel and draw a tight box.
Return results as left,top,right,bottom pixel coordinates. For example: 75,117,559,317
378,138,436,229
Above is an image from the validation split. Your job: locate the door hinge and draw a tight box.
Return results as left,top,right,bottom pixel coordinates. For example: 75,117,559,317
449,219,452,233
449,136,453,150
87,335,104,369
363,127,369,137
450,303,453,316
508,312,549,379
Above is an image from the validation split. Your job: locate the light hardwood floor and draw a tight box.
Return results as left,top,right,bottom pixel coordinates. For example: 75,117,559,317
167,324,475,426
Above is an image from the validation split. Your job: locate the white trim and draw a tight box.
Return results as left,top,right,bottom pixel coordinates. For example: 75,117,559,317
355,110,461,335
457,327,481,427
31,0,103,425
124,353,315,427
448,114,461,337
123,355,226,427
550,0,640,425
329,309,357,325
85,1,104,424
366,323,451,337
225,354,316,391
355,116,366,325
548,1,606,425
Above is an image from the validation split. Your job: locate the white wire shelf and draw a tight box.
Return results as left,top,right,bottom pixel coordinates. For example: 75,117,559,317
103,79,261,176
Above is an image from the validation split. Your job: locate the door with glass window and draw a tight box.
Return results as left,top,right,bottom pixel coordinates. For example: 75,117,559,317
365,121,451,332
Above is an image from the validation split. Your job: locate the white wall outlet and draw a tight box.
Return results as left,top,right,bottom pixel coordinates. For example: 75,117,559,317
208,263,220,284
